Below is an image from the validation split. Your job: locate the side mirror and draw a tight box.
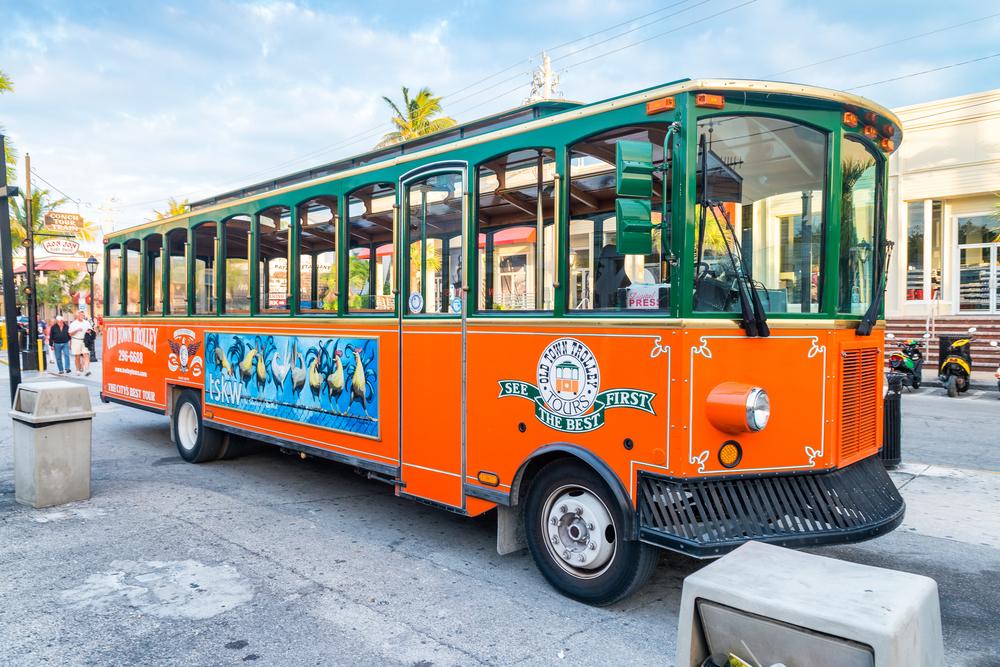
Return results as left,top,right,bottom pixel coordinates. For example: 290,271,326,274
614,140,654,255
886,332,895,339
968,326,977,334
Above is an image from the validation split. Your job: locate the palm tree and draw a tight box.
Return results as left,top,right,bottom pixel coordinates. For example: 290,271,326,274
153,197,189,220
10,188,68,251
1,68,15,183
377,86,456,148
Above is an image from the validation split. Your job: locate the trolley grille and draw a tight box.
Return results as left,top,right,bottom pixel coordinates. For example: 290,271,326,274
637,456,904,557
839,347,881,461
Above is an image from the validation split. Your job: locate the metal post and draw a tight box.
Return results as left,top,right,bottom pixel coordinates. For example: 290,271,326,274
23,153,39,369
88,272,95,321
1,135,23,402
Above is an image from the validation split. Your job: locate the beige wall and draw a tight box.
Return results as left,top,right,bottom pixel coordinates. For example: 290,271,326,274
886,89,1000,318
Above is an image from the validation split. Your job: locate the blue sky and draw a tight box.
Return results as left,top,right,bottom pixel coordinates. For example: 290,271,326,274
1,0,998,229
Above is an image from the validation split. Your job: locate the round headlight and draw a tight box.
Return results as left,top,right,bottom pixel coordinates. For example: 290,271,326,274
745,387,770,432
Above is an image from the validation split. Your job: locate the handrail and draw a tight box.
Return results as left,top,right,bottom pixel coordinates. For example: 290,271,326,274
552,173,561,290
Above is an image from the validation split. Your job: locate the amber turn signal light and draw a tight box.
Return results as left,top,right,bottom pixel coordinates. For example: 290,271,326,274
862,125,878,139
694,93,725,109
882,123,895,137
842,111,859,128
477,471,500,487
646,96,676,115
718,441,742,468
880,137,895,152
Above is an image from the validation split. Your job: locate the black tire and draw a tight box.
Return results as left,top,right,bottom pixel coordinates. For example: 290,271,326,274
946,375,958,398
523,460,658,606
172,390,224,463
958,376,970,393
911,374,921,390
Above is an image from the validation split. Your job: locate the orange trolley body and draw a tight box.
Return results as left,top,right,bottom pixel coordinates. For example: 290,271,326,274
101,78,905,604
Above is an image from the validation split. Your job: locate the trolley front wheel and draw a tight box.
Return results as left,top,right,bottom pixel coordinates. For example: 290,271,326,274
523,460,658,606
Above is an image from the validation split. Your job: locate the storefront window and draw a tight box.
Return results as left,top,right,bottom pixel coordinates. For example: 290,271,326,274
693,115,827,314
839,138,878,315
905,202,924,300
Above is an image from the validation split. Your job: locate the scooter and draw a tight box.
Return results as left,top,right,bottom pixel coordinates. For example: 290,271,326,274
885,332,928,389
939,327,976,398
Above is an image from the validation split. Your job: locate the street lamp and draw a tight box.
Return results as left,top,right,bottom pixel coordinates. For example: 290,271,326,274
85,255,98,322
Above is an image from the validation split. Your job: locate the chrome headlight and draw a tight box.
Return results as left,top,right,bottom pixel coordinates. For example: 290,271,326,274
745,387,770,432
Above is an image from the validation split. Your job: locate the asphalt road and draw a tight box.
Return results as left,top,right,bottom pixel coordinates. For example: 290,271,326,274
898,385,1000,471
1,376,998,666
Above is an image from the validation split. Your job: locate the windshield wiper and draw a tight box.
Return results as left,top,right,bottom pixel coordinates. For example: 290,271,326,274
857,240,894,336
707,202,770,337
697,133,769,337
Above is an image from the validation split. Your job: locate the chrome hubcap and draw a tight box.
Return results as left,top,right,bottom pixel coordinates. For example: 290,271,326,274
542,485,616,578
178,403,199,451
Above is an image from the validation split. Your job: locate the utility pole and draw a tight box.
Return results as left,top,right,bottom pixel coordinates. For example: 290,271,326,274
22,153,39,369
1,134,24,402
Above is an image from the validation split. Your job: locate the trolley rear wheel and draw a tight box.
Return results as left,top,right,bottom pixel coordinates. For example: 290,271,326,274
523,460,658,606
173,390,224,463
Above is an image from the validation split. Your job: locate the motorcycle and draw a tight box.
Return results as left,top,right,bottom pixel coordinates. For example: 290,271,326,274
885,332,928,389
939,327,976,398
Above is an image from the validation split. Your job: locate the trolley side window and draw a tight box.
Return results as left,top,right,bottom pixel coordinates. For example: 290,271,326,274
839,137,879,315
124,238,140,315
143,232,163,315
568,125,671,313
106,243,122,316
297,196,338,314
192,222,217,315
405,172,463,314
347,182,396,314
258,206,290,314
222,216,252,314
475,148,556,312
166,228,187,315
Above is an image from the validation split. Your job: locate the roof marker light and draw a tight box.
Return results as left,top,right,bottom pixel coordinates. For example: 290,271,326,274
843,111,859,128
646,96,676,115
695,93,725,109
863,125,878,140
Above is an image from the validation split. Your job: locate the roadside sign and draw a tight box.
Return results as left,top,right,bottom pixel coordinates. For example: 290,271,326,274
43,211,84,235
41,238,81,255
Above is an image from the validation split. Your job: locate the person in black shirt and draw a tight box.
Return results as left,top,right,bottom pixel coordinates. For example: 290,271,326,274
49,315,71,374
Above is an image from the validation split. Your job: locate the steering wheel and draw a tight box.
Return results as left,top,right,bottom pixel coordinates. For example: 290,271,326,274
696,261,713,280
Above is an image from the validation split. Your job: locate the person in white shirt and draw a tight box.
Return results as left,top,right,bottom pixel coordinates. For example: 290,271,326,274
68,311,93,376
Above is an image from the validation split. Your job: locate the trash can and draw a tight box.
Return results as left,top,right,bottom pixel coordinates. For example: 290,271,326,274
11,380,95,508
880,374,903,468
675,542,944,667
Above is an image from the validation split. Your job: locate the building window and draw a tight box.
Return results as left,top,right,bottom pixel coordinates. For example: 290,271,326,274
476,148,555,311
905,199,943,302
905,202,924,300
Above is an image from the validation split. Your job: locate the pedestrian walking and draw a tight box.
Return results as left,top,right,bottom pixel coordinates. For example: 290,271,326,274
49,315,72,374
68,311,93,376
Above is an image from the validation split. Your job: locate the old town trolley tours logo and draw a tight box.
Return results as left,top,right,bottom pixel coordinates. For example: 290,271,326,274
498,338,656,433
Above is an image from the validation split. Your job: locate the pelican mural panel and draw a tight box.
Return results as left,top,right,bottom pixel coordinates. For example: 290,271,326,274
203,332,379,439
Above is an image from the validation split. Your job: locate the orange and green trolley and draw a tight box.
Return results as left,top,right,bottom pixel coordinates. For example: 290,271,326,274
101,78,904,605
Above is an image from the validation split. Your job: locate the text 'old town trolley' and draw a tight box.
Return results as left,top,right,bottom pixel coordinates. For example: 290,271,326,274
102,78,905,604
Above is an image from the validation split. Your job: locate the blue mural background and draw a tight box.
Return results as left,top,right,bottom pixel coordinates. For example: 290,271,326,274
203,332,379,438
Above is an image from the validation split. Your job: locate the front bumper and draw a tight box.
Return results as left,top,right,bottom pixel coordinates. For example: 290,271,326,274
636,455,904,558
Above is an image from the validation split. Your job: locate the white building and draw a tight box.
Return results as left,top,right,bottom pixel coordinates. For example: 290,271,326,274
886,88,1000,373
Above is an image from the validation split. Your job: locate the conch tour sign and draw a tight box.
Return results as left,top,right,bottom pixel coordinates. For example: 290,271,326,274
498,338,655,433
